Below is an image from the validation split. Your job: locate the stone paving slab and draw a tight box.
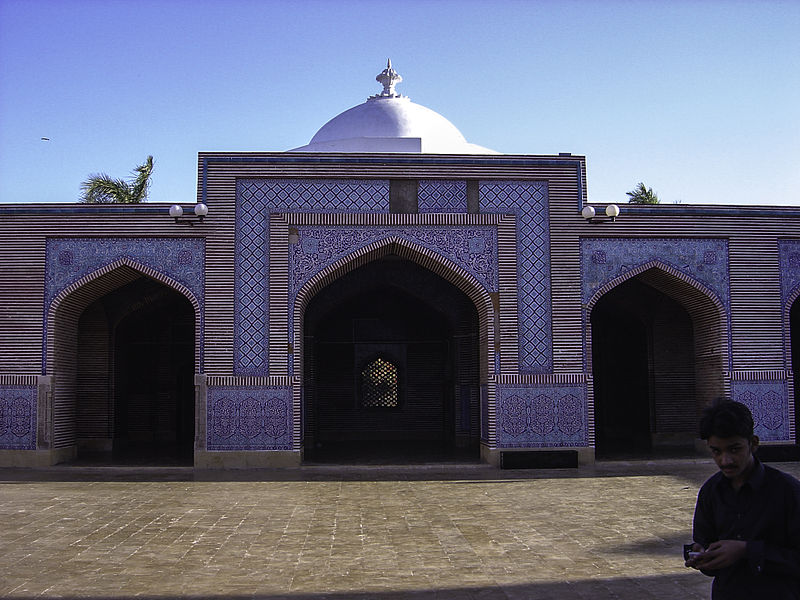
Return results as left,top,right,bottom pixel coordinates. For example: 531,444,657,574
1,459,799,599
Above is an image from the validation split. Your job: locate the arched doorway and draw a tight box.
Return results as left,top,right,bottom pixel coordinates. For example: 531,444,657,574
51,265,196,465
589,267,726,457
303,256,480,463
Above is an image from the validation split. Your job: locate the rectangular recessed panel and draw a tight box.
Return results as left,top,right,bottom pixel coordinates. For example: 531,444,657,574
500,450,578,469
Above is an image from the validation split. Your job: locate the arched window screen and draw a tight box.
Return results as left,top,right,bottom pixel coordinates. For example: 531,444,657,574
361,357,399,408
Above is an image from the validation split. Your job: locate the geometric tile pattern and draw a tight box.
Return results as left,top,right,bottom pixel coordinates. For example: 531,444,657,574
496,383,587,447
418,180,467,213
480,181,551,373
288,225,498,348
0,386,37,450
235,179,389,376
581,238,730,311
730,378,790,442
207,386,293,450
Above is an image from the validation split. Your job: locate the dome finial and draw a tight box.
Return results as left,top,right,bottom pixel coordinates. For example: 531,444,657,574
372,58,403,99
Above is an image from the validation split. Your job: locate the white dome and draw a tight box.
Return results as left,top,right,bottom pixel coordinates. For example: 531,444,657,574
288,61,497,154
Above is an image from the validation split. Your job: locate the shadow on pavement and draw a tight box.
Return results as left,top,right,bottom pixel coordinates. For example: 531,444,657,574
3,572,712,600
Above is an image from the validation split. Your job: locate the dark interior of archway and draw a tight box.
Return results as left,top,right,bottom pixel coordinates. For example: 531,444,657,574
591,277,696,458
303,256,480,464
791,300,800,445
77,276,195,465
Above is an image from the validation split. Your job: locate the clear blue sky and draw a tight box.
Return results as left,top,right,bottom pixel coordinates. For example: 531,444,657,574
1,0,798,206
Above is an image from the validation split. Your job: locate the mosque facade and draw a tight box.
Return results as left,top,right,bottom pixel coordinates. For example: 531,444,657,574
1,62,799,468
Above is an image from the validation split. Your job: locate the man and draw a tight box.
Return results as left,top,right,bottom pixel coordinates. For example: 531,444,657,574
686,398,800,599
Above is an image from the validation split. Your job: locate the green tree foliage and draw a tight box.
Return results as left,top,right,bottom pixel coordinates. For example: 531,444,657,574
80,156,154,204
626,182,660,204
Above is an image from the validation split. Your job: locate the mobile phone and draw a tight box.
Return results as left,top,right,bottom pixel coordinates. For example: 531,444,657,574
683,544,696,561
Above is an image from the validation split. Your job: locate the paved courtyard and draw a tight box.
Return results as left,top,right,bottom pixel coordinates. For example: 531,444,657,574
2,458,799,599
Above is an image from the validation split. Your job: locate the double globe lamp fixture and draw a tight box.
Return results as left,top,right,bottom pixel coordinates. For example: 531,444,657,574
581,203,620,224
169,203,209,225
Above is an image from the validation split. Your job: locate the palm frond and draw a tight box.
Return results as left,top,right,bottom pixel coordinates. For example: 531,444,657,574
80,174,132,204
79,156,154,204
129,156,154,203
626,182,660,204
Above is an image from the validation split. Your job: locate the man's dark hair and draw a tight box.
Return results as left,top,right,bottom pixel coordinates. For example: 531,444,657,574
699,398,755,440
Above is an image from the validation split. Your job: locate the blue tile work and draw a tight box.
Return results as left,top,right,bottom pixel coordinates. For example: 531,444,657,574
497,384,587,447
0,387,37,450
289,226,497,366
207,386,293,450
778,240,800,305
44,237,205,371
581,238,730,310
730,379,790,442
291,225,498,293
235,179,389,376
418,180,467,213
479,181,551,374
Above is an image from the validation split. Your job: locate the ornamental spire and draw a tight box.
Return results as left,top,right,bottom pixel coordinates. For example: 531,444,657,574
371,58,403,99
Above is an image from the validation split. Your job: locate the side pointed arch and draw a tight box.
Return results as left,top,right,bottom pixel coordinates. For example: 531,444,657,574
585,260,730,451
45,258,202,456
782,285,800,442
46,257,203,374
783,284,800,370
586,259,729,371
587,260,727,318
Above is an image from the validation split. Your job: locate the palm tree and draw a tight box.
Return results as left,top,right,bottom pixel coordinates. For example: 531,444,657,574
626,182,660,204
80,156,154,204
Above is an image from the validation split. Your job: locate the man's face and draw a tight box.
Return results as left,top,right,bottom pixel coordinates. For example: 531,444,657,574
707,435,757,486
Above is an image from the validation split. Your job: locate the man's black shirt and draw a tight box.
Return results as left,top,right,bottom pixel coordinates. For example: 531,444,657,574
693,457,800,599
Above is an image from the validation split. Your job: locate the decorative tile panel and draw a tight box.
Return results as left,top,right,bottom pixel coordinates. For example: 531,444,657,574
46,238,205,309
45,238,205,370
581,238,730,310
289,226,498,349
291,226,497,293
207,386,292,450
0,387,36,450
497,383,587,447
730,378,790,442
778,240,800,305
480,181,551,373
418,180,467,213
235,179,389,376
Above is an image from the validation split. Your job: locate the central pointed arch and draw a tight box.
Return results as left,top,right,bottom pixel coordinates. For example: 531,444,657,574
293,236,496,457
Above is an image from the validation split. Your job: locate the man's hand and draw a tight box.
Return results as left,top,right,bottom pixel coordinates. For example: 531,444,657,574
688,540,747,570
685,543,706,569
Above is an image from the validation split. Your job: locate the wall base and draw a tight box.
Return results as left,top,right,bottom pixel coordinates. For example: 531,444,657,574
78,438,113,452
652,432,697,449
482,444,595,467
0,447,76,467
194,450,302,469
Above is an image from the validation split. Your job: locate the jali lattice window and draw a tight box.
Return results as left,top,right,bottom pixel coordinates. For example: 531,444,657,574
361,357,399,408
